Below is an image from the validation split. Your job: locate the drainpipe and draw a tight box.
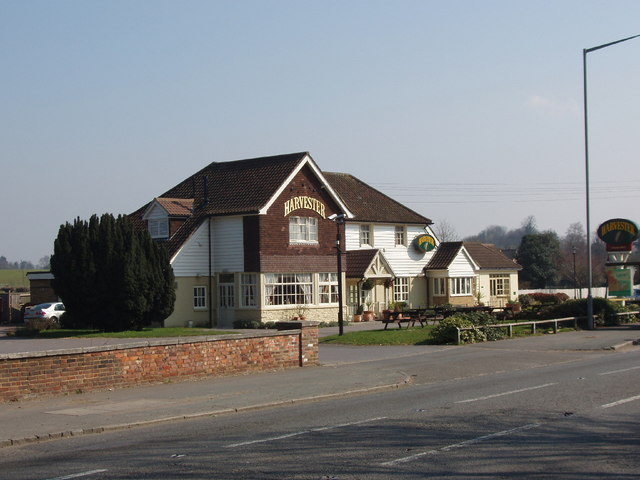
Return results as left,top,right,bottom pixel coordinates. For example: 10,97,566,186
208,216,213,328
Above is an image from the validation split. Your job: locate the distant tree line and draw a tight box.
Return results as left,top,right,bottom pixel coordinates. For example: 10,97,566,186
0,256,49,270
462,216,614,289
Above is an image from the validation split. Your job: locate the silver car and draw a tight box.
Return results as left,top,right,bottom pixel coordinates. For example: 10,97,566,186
24,302,65,325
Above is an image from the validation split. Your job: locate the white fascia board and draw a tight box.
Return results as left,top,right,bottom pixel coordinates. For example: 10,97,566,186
141,199,167,221
459,246,480,271
169,219,208,265
258,154,354,218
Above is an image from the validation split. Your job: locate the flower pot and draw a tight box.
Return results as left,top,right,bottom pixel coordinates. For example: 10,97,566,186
382,310,391,320
363,311,374,322
352,314,362,322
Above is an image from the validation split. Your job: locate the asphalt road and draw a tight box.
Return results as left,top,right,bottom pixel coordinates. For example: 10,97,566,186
1,336,638,479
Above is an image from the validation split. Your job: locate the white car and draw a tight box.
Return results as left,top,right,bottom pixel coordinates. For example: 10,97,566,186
24,302,65,325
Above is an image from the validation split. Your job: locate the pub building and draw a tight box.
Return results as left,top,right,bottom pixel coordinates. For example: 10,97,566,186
129,152,439,328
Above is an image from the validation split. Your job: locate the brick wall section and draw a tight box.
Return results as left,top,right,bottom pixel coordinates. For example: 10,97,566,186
0,322,318,402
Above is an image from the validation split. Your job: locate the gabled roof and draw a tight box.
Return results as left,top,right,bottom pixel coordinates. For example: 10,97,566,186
425,242,464,270
144,198,194,217
346,249,394,278
463,242,522,270
425,241,521,271
130,152,350,258
323,172,431,225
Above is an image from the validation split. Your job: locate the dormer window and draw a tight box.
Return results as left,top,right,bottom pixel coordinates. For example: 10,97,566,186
142,197,194,241
148,218,169,239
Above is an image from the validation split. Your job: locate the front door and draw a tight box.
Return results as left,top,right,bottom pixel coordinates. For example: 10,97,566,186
218,274,235,328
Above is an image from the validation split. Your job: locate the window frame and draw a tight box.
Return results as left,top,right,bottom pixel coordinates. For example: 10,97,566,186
393,277,409,302
394,226,406,246
289,216,318,244
240,274,257,308
264,273,313,306
450,277,472,296
433,277,447,296
490,274,511,297
193,286,207,310
148,218,169,239
359,224,372,247
318,272,339,304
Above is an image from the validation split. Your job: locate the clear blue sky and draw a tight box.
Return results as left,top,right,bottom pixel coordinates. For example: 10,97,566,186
2,0,639,263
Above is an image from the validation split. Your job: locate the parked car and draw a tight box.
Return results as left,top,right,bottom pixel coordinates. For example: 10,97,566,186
24,302,65,327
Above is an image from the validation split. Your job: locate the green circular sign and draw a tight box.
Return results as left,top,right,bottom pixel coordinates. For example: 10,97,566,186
413,234,436,253
597,218,639,245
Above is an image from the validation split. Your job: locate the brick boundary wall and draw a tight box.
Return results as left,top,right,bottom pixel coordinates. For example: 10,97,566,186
0,322,319,402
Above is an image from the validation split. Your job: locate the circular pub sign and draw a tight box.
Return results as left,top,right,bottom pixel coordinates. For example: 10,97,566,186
413,234,436,253
597,218,639,246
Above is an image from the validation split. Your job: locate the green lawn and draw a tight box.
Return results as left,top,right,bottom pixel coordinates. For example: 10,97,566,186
11,327,237,339
321,325,437,346
0,269,43,289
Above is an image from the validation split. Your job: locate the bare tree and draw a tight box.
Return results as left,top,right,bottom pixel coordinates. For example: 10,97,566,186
433,219,459,242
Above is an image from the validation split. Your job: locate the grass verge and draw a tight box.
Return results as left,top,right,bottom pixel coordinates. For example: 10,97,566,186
321,326,437,346
10,327,237,339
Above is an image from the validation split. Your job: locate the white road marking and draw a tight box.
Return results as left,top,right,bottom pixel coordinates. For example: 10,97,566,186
455,383,557,403
45,470,107,480
224,417,387,448
380,424,541,466
599,365,640,376
601,394,640,409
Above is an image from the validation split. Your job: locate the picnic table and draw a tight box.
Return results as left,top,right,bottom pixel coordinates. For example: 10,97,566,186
378,309,435,329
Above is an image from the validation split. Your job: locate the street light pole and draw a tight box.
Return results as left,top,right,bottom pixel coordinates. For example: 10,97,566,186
329,214,346,335
582,33,640,330
572,245,577,299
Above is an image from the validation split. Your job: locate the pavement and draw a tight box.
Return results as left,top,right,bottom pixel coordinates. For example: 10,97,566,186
1,321,639,449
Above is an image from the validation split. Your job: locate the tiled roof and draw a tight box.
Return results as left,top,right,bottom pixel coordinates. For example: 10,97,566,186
425,241,521,271
130,152,435,259
323,172,431,225
345,249,379,278
161,152,309,216
463,242,522,270
155,198,193,216
129,152,310,257
425,242,463,270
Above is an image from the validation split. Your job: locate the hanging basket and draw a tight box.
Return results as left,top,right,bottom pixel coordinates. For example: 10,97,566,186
362,279,375,290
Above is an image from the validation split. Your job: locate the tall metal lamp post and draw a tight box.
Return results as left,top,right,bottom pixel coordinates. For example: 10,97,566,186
329,213,346,335
583,33,640,330
572,245,578,299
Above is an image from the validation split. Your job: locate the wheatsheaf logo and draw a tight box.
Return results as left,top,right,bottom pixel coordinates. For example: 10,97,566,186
413,234,436,252
284,196,326,218
597,218,639,245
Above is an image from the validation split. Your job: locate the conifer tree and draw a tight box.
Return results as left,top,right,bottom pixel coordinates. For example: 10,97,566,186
51,214,175,331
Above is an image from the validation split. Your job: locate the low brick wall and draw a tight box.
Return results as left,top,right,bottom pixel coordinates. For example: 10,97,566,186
0,322,318,402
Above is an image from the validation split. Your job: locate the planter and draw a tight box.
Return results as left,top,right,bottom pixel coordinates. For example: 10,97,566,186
363,311,374,322
352,314,362,322
382,310,391,320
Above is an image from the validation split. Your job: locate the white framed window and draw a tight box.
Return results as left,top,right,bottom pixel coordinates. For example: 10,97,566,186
240,274,257,307
490,274,510,296
359,224,372,246
451,277,472,295
148,218,169,239
393,277,409,302
289,216,318,244
193,286,207,310
319,272,339,304
395,226,406,246
264,273,313,306
433,278,446,296
348,284,359,305
218,274,234,308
